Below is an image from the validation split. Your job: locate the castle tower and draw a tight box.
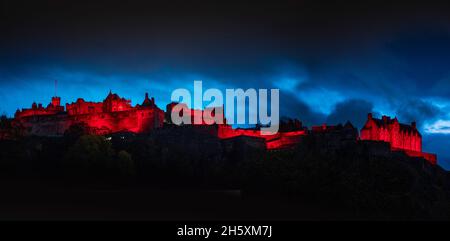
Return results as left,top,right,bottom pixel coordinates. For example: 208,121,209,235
142,92,153,107
51,96,61,107
103,91,131,112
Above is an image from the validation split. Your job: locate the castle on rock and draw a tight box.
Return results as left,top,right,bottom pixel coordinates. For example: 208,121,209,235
3,91,437,165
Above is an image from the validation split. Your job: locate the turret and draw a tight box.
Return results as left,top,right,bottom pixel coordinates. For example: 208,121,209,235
51,96,61,107
142,92,153,107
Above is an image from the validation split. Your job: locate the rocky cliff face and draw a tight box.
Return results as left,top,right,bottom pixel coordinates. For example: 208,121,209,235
0,128,449,220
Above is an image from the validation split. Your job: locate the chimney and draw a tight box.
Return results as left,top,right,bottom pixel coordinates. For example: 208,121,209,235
412,121,416,128
38,103,43,109
145,92,149,100
382,115,389,123
368,113,373,120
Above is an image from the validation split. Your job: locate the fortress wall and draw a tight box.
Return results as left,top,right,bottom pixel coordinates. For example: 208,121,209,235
14,108,164,136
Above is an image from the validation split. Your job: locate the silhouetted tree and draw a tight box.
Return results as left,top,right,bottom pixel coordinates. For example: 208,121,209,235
63,135,115,177
0,114,11,129
64,123,90,141
117,150,136,177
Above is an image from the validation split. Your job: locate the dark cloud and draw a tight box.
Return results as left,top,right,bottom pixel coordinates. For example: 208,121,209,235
279,92,326,127
423,134,450,170
326,99,374,129
395,99,443,129
386,30,450,92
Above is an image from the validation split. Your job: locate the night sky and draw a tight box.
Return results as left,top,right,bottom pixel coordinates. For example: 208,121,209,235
2,0,450,169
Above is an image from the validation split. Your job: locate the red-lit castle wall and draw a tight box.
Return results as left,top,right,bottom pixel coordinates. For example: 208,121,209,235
217,124,306,149
14,97,65,119
166,102,307,149
13,92,164,136
360,113,437,165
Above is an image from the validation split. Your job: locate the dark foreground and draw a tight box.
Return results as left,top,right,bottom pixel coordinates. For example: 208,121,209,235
0,130,450,220
0,179,354,221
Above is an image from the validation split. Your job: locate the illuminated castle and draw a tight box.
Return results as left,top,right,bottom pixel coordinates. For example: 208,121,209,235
13,91,164,136
6,93,437,165
14,96,64,118
165,102,308,150
360,113,436,164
